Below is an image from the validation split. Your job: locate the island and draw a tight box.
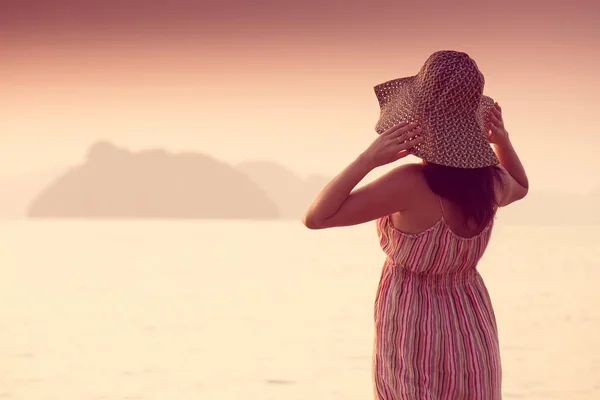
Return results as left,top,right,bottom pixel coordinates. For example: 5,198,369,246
27,142,280,219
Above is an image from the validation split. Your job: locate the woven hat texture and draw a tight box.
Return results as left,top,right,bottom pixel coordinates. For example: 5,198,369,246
374,50,499,168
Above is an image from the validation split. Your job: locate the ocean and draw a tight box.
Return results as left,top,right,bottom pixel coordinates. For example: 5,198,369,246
1,220,598,399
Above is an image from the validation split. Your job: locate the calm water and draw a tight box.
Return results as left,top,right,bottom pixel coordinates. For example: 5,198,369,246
0,220,599,399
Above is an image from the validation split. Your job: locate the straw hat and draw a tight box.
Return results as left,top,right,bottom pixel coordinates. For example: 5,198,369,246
374,50,499,169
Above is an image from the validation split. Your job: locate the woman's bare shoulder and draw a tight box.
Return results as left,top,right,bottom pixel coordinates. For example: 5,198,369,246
388,162,426,178
388,162,435,206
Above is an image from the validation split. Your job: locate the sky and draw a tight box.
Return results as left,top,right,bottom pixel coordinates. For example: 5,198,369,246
2,0,600,193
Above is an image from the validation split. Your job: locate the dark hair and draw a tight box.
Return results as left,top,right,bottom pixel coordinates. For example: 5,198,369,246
422,162,505,229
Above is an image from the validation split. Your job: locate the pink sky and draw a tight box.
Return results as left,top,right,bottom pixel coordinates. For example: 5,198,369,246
2,0,599,192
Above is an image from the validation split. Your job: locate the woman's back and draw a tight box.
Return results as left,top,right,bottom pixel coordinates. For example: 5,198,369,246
373,167,502,399
386,163,498,239
379,198,494,276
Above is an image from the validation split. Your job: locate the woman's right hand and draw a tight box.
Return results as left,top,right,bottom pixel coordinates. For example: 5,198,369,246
360,121,423,168
487,103,510,146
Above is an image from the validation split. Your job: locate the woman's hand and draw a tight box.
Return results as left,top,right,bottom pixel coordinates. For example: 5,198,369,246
487,103,510,146
303,121,422,229
360,122,423,169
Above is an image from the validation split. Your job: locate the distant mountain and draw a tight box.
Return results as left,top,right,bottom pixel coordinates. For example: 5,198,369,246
27,142,279,219
7,140,599,223
0,166,66,218
236,160,328,219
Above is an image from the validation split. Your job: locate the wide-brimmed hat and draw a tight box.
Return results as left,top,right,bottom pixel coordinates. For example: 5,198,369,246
374,50,499,169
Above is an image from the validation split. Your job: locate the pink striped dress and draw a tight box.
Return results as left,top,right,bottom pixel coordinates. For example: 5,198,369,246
373,199,502,399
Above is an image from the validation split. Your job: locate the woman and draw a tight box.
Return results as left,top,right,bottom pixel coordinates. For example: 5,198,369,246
303,51,528,399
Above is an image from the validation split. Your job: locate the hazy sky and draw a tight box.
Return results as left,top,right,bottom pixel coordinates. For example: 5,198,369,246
2,0,599,192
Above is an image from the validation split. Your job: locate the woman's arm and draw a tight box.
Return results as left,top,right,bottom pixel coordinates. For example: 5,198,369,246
302,122,423,229
495,139,528,188
302,159,423,229
302,154,373,229
488,103,529,206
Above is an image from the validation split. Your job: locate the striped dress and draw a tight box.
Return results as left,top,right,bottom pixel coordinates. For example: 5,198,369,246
373,199,502,399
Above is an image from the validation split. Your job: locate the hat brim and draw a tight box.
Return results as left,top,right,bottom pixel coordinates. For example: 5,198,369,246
374,76,499,169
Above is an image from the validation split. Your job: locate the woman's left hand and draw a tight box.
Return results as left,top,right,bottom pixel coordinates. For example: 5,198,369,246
360,122,423,168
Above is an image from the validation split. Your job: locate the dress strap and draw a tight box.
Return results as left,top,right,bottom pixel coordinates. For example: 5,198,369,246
438,196,445,219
